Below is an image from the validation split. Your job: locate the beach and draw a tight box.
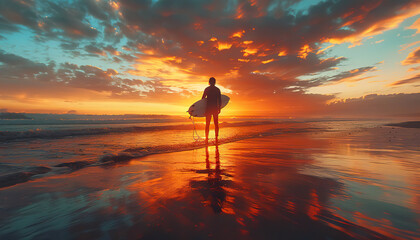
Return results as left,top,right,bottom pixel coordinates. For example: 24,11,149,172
0,118,419,239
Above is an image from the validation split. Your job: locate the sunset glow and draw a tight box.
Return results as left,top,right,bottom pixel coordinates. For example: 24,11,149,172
0,0,419,117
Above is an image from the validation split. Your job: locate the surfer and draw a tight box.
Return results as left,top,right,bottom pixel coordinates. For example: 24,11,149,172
202,77,222,143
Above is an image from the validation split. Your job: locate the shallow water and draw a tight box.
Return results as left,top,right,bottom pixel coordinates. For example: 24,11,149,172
0,121,419,239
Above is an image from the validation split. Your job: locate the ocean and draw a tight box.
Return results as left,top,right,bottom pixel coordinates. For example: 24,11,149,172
0,114,289,177
0,115,419,239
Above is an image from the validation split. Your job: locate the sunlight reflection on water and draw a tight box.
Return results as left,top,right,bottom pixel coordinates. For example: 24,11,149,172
0,121,419,239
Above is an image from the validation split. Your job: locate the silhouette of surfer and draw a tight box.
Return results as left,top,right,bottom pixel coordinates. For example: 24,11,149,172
202,77,222,143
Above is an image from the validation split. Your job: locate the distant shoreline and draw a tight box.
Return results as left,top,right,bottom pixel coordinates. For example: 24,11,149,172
0,113,31,120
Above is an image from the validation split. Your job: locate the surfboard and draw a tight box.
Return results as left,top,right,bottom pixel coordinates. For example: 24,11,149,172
188,95,230,117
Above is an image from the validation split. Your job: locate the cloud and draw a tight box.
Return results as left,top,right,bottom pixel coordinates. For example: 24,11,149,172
84,44,107,56
41,1,100,39
0,15,19,32
389,73,420,86
0,50,54,78
0,0,102,40
1,0,419,116
401,46,420,65
114,0,418,95
326,93,420,117
297,66,377,89
60,42,79,50
399,40,420,52
0,0,39,30
66,109,77,114
406,17,420,35
79,0,116,21
0,51,191,104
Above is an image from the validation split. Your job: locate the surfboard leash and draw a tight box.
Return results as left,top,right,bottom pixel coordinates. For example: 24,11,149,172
189,115,202,141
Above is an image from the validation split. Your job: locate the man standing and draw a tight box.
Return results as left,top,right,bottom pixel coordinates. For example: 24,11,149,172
202,77,222,143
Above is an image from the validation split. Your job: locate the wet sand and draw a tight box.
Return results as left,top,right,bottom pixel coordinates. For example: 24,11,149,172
0,124,419,239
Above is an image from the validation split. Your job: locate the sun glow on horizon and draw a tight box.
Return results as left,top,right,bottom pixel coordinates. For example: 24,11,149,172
0,0,418,117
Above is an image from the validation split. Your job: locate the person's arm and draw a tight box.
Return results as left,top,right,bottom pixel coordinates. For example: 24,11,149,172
202,88,207,99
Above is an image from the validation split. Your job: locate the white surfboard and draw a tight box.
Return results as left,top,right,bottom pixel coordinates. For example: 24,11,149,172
188,95,230,117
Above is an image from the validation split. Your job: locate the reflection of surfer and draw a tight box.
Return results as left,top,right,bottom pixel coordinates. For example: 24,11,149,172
202,77,222,144
205,145,225,213
189,145,229,213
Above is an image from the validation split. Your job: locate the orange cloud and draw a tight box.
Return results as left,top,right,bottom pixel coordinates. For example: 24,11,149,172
399,41,420,52
401,46,420,65
316,45,334,55
231,30,245,38
326,5,420,48
389,73,420,86
298,45,312,59
217,42,232,51
406,17,420,35
110,1,120,10
262,59,275,64
278,50,287,57
242,47,258,56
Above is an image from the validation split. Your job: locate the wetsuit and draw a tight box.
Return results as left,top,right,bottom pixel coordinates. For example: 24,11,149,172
202,85,222,115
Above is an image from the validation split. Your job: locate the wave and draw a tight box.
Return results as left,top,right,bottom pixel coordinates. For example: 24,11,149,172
0,121,277,142
0,166,51,188
97,126,317,164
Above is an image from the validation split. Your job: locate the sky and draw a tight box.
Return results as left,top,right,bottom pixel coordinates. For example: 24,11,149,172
0,0,419,117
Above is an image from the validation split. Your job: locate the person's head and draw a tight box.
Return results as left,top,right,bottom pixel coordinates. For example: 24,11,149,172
209,77,216,86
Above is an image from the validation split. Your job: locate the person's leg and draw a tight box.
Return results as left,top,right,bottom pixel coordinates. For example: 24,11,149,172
213,113,219,141
205,114,211,143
